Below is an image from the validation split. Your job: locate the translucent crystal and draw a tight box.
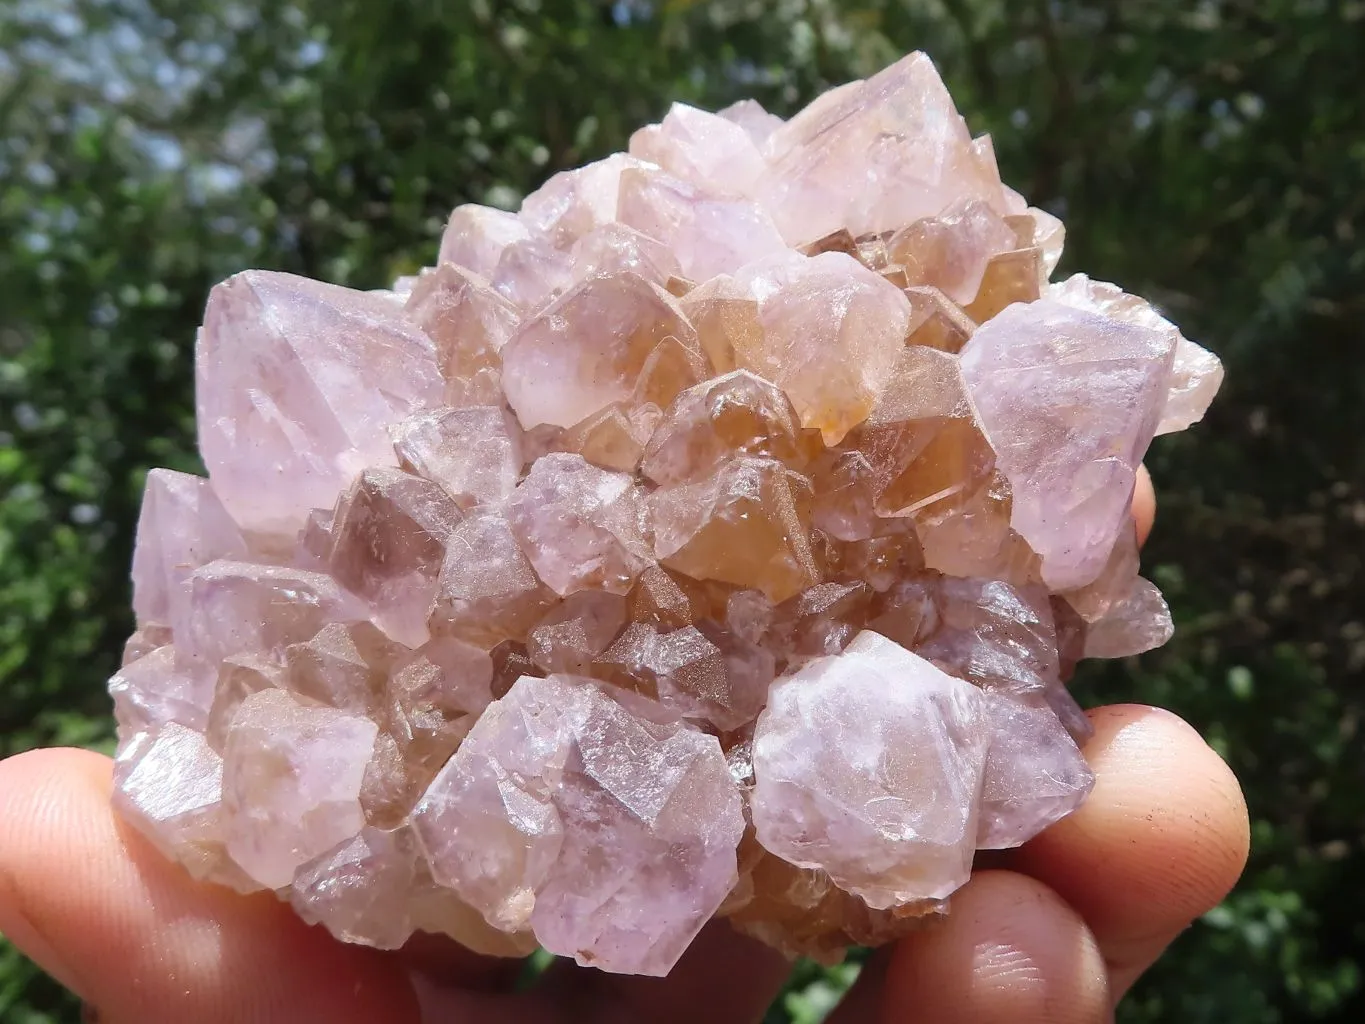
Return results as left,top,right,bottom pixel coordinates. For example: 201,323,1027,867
429,509,555,645
113,51,1218,974
205,656,282,751
960,300,1177,590
552,402,660,473
853,345,997,523
328,468,463,647
886,200,1020,305
110,644,216,741
757,54,1007,244
616,164,788,281
221,689,378,889
641,370,816,486
289,825,423,950
1048,273,1224,434
976,693,1094,849
404,264,520,407
392,406,523,510
707,252,913,444
113,723,247,888
501,272,698,429
412,674,744,976
913,576,1062,697
490,237,575,313
197,271,443,534
767,581,872,664
651,456,818,603
727,837,943,964
504,453,652,596
520,153,655,246
174,561,366,664
570,222,682,286
751,632,989,907
629,102,768,197
1083,576,1175,658
131,469,248,626
527,591,629,675
962,247,1045,323
438,205,532,278
717,98,785,146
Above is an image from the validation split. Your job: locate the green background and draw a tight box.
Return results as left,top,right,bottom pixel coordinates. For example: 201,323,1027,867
2,1,1362,1020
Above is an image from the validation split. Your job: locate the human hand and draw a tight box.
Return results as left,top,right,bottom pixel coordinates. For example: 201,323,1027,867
0,469,1249,1023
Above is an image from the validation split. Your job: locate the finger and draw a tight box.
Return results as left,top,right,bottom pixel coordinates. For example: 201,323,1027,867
400,931,525,993
872,871,1111,1023
536,919,792,1024
1007,705,1249,998
0,747,423,1024
1133,464,1156,547
821,946,891,1024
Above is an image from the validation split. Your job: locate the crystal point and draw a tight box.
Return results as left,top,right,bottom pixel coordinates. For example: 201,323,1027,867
717,252,914,444
412,674,744,975
405,264,520,407
501,272,698,430
131,470,248,625
114,723,247,888
197,271,443,534
1048,273,1223,434
392,405,523,509
438,205,532,278
651,456,818,604
751,632,989,907
758,54,1006,244
222,689,378,890
505,453,652,596
960,300,1177,590
976,693,1094,849
629,102,768,198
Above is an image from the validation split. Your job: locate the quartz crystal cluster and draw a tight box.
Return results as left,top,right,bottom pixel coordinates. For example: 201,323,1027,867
109,53,1222,976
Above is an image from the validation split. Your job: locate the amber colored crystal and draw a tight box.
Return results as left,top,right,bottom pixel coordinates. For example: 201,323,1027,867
961,247,1044,323
903,286,976,354
727,835,943,964
405,264,520,407
652,457,819,603
678,282,762,374
553,403,660,473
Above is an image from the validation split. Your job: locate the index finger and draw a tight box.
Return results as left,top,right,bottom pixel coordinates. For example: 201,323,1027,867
0,747,421,1024
1005,705,1250,997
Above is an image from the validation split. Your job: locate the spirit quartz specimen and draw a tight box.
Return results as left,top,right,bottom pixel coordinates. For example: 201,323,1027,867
110,52,1222,976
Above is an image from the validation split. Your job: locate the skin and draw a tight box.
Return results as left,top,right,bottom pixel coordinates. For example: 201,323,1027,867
0,465,1249,1023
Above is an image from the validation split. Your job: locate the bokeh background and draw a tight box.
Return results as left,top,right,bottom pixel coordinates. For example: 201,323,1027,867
2,1,1362,1020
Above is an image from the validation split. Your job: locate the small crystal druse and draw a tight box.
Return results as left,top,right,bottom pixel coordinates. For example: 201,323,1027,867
110,52,1222,975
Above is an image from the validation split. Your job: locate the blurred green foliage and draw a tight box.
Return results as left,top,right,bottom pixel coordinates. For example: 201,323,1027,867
2,0,1363,1020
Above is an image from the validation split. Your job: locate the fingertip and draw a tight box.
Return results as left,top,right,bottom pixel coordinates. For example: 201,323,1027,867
1085,705,1249,898
0,748,116,996
1133,465,1156,547
884,871,1110,1023
0,746,420,1024
1012,705,1249,993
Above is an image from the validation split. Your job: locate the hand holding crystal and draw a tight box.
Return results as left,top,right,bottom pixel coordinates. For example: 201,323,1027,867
0,477,1250,1023
2,50,1249,1021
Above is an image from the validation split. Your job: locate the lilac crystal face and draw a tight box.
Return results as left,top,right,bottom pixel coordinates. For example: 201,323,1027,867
110,51,1221,974
412,674,744,974
752,632,990,907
